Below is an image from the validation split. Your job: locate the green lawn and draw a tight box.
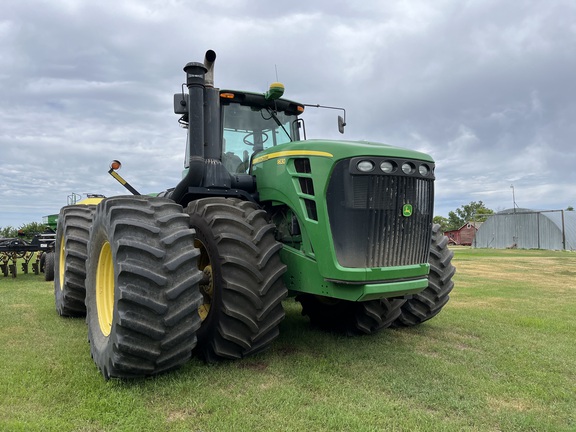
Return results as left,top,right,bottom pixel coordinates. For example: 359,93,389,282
1,248,575,431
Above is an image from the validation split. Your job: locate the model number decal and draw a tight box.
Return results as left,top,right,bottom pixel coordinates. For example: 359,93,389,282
252,150,333,165
277,158,286,165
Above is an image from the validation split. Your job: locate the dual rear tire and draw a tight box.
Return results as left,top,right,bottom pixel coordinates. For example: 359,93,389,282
185,198,288,362
54,205,95,316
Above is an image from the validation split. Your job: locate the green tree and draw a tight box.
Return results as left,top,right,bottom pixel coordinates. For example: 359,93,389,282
18,222,48,240
446,201,494,231
567,206,574,211
433,216,449,233
0,222,49,240
0,226,18,238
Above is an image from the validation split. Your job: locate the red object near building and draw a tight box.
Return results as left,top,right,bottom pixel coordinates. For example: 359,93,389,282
444,222,482,246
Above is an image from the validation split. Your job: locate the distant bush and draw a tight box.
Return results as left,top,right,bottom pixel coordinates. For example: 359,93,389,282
0,222,49,240
0,226,18,238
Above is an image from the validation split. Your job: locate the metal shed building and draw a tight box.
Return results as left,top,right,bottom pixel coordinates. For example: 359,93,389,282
473,208,576,250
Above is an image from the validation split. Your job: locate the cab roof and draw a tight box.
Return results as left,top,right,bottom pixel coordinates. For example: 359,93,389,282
219,89,304,116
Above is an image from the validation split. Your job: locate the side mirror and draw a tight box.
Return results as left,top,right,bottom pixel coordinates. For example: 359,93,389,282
174,93,188,115
338,115,346,134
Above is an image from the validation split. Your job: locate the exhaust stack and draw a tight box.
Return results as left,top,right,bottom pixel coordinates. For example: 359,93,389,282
204,49,216,88
170,61,207,204
171,49,234,204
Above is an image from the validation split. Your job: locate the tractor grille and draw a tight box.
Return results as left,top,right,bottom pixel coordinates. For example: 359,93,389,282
326,159,434,268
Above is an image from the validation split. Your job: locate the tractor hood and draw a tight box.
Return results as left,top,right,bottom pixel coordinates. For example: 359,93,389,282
251,139,435,169
251,137,436,285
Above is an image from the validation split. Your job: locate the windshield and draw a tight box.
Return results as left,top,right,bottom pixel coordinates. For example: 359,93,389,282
222,103,299,173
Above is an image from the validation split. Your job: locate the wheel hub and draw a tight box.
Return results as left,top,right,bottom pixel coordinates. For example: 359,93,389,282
95,241,114,336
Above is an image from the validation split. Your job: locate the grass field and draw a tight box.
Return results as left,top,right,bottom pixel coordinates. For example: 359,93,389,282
1,248,575,431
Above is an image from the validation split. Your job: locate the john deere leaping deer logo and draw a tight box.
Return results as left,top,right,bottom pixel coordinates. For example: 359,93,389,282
402,204,413,217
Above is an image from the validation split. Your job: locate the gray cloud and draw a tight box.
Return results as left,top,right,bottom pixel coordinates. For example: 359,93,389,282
1,0,575,228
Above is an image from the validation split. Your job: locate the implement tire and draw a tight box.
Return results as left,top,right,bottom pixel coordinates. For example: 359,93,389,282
297,295,405,335
44,252,55,282
394,224,456,327
54,205,95,317
85,196,202,379
185,197,287,362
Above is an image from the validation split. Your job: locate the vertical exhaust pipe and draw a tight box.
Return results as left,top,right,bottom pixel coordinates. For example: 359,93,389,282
200,49,230,188
204,49,216,88
170,61,207,204
203,50,220,160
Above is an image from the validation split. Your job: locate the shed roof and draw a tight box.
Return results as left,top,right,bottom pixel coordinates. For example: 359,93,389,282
477,208,576,250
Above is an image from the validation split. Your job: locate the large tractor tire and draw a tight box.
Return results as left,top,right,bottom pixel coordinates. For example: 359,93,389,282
296,294,406,335
85,196,203,379
393,224,455,326
44,252,55,282
185,197,287,362
54,205,95,316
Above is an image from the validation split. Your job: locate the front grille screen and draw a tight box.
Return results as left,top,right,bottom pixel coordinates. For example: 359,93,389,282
326,160,434,268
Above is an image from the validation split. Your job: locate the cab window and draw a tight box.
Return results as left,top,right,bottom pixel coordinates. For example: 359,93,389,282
221,103,298,173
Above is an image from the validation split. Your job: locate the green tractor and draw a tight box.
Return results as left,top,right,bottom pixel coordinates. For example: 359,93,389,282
55,50,454,379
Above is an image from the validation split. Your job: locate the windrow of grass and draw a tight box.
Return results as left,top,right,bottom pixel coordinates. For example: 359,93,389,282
1,248,575,431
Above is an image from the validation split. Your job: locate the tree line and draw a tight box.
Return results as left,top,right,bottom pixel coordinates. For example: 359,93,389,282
0,222,50,240
433,201,494,233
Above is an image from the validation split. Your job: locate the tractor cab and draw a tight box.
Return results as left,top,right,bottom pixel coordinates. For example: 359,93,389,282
172,61,308,205
177,86,304,175
218,89,304,174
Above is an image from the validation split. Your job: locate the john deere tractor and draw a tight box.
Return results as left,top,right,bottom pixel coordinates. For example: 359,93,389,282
54,50,454,379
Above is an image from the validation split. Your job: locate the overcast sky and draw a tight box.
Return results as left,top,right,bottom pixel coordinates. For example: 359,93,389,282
1,0,575,228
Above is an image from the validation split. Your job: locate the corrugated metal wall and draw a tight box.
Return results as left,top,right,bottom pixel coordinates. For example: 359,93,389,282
473,209,574,250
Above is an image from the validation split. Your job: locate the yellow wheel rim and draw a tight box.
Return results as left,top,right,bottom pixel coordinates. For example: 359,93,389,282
195,239,213,322
58,238,65,291
96,241,114,337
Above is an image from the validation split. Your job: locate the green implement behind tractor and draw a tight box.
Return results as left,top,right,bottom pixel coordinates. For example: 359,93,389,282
55,50,455,379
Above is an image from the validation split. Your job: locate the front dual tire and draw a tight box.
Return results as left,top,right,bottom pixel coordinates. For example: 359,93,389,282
394,223,456,326
297,223,455,334
85,196,203,379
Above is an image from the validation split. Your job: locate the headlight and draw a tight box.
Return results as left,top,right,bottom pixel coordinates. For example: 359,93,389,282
418,164,430,176
357,160,375,172
402,162,414,174
380,161,394,173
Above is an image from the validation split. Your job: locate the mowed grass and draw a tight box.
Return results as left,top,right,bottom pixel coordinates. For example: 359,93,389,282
1,248,575,431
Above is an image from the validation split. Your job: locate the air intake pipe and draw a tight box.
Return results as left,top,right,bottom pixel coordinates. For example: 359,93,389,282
170,61,207,204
